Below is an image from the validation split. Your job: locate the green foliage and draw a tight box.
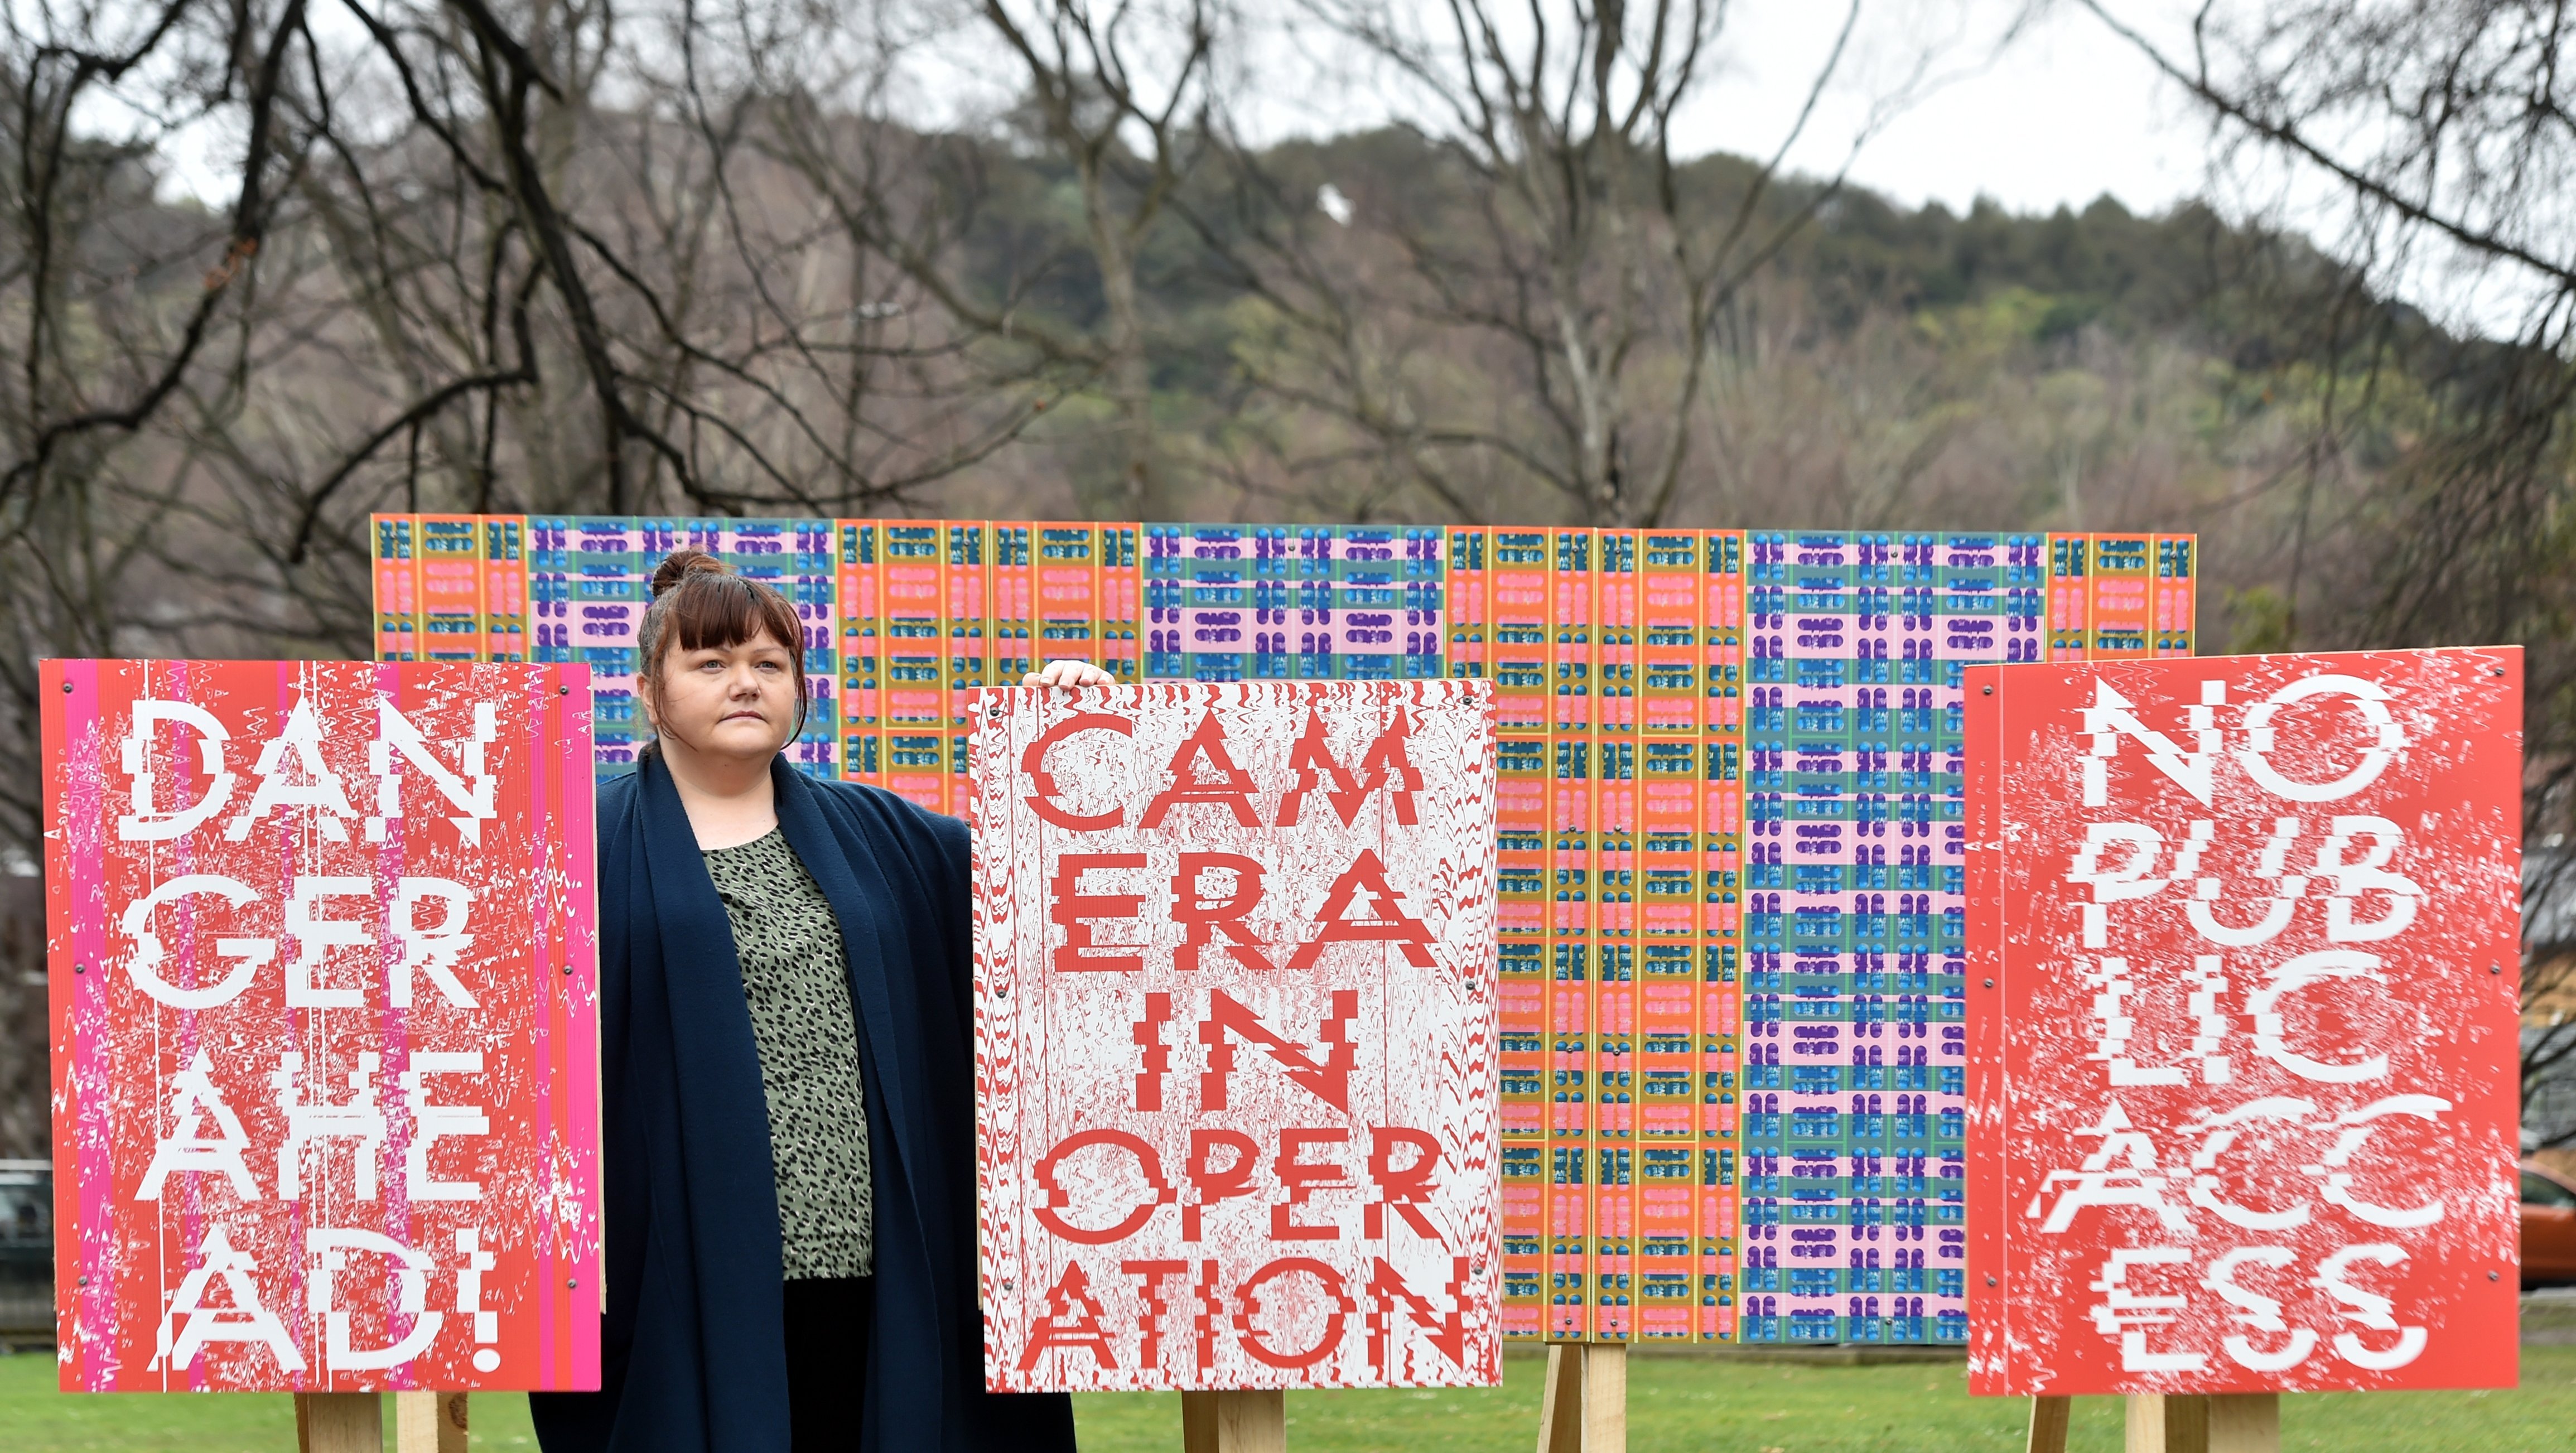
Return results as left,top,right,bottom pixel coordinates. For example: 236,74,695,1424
2228,585,2298,654
918,123,2435,538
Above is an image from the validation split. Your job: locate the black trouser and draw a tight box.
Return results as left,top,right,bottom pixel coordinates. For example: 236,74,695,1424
783,1275,874,1453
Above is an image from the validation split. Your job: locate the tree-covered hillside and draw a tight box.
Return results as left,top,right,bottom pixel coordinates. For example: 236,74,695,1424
909,123,2419,665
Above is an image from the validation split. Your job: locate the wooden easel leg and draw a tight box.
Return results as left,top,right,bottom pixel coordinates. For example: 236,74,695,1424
2027,1396,2072,1453
2207,1393,2278,1453
2126,1393,2210,1453
1580,1343,1625,1453
1180,1389,1285,1453
296,1393,384,1453
395,1392,467,1453
1182,1390,1217,1453
1536,1343,1584,1453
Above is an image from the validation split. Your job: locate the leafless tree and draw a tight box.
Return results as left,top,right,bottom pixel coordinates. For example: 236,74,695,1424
1176,1,1980,526
983,1,1222,516
2077,0,2576,1141
21,0,1121,654
0,0,1120,1149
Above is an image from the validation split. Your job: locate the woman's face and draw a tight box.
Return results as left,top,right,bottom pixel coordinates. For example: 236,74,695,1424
644,631,800,762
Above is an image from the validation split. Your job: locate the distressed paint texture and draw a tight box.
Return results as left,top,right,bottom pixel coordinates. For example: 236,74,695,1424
1964,648,2522,1395
44,660,601,1392
971,680,1501,1391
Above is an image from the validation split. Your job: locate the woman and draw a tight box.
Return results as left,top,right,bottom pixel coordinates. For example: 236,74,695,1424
530,549,1100,1453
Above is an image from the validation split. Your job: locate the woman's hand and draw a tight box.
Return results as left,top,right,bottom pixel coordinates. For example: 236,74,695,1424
1023,659,1115,689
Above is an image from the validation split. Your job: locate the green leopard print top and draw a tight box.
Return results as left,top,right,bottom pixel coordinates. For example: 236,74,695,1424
702,828,873,1280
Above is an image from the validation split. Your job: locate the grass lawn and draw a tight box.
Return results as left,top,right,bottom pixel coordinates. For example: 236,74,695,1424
5,1344,2572,1451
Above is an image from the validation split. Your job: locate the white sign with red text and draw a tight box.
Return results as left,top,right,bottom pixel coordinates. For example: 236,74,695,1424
971,680,1500,1392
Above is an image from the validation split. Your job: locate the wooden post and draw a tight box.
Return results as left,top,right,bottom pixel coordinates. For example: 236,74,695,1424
2027,1396,2072,1453
2206,1394,2278,1453
1580,1344,1625,1453
395,1392,469,1453
1179,1389,1286,1453
1534,1342,1624,1453
2126,1394,2208,1453
296,1394,383,1453
1535,1344,1584,1453
2126,1392,2281,1453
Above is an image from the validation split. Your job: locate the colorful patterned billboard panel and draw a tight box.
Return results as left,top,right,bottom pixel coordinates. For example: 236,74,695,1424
370,515,2195,1345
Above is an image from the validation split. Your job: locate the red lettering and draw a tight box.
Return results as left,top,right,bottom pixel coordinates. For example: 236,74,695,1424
1365,1257,1470,1376
1016,1262,1116,1371
1194,1259,1221,1373
1272,1128,1350,1242
1033,1129,1171,1245
1184,1129,1260,1241
1050,853,1147,973
1287,849,1436,970
1021,713,1131,831
1277,707,1422,826
1233,1258,1353,1370
1173,852,1270,973
1366,1126,1443,1238
1121,1259,1189,1369
1199,988,1357,1112
1141,713,1261,828
1132,992,1173,1111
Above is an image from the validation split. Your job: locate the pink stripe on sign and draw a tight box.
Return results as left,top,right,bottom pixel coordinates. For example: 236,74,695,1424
266,659,312,1392
372,658,419,1391
167,658,211,1394
61,659,117,1388
529,665,558,1390
559,664,603,1388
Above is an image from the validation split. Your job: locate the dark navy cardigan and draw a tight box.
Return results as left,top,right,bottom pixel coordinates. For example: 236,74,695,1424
529,755,1076,1453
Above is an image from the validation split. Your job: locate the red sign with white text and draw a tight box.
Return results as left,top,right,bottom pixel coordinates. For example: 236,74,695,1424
971,680,1501,1391
46,661,600,1392
1965,649,2522,1394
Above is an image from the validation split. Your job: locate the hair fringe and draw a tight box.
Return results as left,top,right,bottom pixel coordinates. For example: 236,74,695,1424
635,548,811,752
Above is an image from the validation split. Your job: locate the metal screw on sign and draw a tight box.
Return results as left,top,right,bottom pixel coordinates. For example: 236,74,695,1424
77,1276,87,1287
1986,1276,1996,1286
1981,684,1993,694
567,1277,579,1290
74,963,84,974
1983,978,1994,988
1003,1280,1014,1291
2491,1271,2502,1281
2493,964,2504,975
59,680,71,693
2495,667,2506,676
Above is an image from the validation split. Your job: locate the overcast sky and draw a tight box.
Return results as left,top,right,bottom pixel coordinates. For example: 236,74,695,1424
135,0,2417,310
143,2,2210,223
1212,2,2216,219
1233,1,2545,328
1701,3,2210,218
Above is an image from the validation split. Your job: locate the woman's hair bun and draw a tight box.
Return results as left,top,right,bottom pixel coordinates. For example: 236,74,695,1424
649,547,732,598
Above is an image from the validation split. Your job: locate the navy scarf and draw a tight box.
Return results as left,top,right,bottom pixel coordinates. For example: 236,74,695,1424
529,755,1075,1453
